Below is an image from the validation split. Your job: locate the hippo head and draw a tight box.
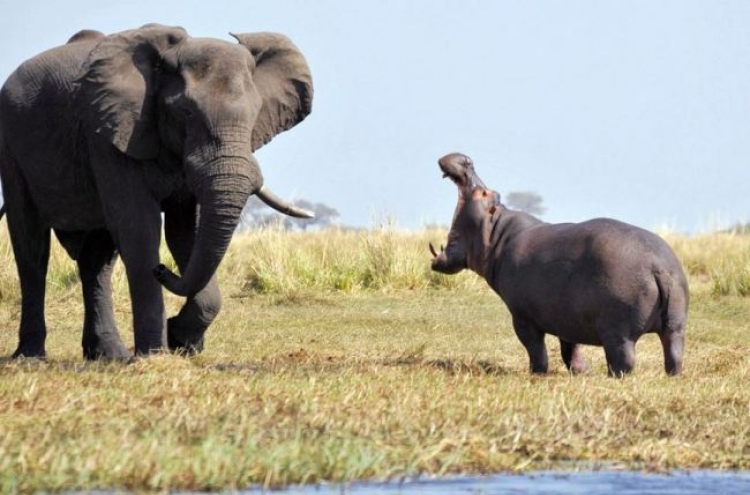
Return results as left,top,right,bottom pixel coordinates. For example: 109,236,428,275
430,153,501,275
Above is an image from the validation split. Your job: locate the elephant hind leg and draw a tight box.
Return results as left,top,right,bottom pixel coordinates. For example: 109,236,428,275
4,175,50,358
75,229,132,361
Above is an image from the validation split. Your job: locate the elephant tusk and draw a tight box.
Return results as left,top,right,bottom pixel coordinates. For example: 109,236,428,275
256,186,315,218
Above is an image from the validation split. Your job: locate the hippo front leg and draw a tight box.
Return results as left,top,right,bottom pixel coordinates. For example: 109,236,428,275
512,316,549,374
560,339,589,374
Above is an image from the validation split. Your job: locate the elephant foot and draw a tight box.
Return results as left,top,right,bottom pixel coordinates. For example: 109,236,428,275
82,329,132,361
83,342,133,361
12,344,46,360
167,316,205,356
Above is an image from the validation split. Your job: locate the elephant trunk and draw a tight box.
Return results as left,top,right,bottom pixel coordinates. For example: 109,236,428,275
155,156,260,297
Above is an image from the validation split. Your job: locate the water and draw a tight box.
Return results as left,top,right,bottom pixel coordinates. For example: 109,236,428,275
239,471,750,495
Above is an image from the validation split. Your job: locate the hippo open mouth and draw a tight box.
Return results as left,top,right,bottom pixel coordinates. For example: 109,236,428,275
438,152,487,193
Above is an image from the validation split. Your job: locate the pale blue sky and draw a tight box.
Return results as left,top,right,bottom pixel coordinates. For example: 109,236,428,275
2,1,749,232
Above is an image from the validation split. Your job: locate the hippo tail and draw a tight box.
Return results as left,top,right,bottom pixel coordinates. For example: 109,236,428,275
654,269,688,375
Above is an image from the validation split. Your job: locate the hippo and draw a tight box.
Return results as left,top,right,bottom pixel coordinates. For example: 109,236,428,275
429,152,688,377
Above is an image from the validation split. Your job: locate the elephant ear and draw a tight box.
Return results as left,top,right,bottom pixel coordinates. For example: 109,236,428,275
77,24,187,160
231,32,313,151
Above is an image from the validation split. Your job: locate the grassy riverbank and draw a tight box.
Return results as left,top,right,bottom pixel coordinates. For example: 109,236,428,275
0,226,748,493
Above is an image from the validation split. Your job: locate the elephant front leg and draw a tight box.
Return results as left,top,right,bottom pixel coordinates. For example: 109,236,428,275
92,147,167,355
163,195,221,355
119,229,167,355
76,229,132,360
167,277,221,355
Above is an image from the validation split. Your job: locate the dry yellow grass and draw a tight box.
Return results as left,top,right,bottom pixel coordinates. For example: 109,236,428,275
0,225,748,493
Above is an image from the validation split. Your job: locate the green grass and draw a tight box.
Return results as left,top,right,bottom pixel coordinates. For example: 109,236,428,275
0,225,748,493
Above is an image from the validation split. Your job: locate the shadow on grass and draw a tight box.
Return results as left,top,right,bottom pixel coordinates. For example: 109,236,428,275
0,352,508,377
422,358,508,376
0,355,133,374
209,355,508,376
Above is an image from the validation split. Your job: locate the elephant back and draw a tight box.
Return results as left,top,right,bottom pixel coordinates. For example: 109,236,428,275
1,34,100,112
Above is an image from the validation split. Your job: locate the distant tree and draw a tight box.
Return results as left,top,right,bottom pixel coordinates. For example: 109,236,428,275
237,196,340,232
283,199,340,231
237,196,273,231
505,191,546,216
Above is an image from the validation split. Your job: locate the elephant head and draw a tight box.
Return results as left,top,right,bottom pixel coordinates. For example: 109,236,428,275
77,24,314,297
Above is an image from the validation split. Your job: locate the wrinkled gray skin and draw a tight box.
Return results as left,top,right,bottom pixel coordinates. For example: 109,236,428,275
0,25,314,359
430,153,688,377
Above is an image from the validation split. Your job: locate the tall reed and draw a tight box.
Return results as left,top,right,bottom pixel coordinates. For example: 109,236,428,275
0,223,747,299
662,231,750,296
222,224,480,295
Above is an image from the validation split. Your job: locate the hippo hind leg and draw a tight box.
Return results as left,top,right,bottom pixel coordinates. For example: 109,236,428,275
658,308,686,376
560,339,589,374
655,272,688,376
659,330,683,376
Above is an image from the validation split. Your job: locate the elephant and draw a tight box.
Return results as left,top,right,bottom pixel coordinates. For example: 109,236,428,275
0,24,314,359
429,153,689,377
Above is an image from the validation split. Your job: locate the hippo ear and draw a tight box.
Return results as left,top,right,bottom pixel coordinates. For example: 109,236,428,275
77,24,187,160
